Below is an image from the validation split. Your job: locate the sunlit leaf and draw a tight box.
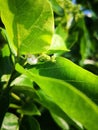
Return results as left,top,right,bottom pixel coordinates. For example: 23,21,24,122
1,112,19,130
48,34,69,54
33,75,98,130
36,90,81,129
49,0,64,16
0,0,54,55
29,57,98,104
15,63,98,130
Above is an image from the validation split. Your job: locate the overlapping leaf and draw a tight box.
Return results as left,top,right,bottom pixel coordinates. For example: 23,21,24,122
33,75,98,130
29,57,98,104
0,0,54,55
15,63,98,130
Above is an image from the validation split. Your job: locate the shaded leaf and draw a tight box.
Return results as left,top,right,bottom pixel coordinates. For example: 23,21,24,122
0,87,10,128
0,44,13,128
0,28,7,50
19,116,40,130
79,19,93,63
51,113,70,130
11,75,40,116
17,103,40,116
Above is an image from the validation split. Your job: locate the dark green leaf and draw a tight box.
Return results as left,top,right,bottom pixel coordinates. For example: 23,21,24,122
19,116,40,130
0,87,10,128
0,28,7,50
17,103,40,116
0,44,13,79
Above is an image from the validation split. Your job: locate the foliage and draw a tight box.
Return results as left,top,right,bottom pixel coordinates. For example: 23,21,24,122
0,0,98,130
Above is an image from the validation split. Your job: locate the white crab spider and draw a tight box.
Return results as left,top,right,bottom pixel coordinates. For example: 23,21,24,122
27,54,38,65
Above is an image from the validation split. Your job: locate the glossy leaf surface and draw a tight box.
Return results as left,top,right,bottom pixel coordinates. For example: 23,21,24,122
29,57,98,103
33,75,98,130
15,63,98,130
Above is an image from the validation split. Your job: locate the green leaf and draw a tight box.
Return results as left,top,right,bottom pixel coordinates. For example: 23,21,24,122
29,57,98,104
11,75,40,116
0,28,7,50
17,103,41,116
66,31,78,49
51,113,84,130
15,63,26,74
0,44,13,79
36,90,82,130
33,75,98,130
11,74,33,87
15,63,98,130
19,116,40,130
79,19,93,64
55,25,68,42
51,113,70,130
0,0,54,55
49,0,64,16
0,44,13,128
11,85,37,101
48,34,69,54
1,112,19,130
